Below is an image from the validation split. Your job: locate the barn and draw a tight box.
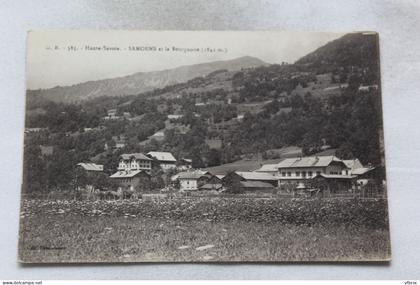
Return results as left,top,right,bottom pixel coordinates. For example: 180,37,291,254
222,171,277,193
310,173,356,195
199,175,223,191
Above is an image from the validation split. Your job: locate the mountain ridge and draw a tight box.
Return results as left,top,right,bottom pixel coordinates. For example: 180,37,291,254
27,56,268,103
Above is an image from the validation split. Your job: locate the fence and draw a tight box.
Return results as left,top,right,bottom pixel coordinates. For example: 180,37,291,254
21,183,387,201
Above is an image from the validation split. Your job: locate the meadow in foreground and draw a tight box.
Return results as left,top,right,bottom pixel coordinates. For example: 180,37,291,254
18,197,390,262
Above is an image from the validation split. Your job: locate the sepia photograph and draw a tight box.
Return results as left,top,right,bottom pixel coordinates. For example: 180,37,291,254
19,30,390,263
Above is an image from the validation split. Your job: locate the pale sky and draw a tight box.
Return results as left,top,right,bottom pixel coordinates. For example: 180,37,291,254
26,30,345,90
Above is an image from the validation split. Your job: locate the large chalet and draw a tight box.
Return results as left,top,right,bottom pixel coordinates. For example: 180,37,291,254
147,151,177,171
276,155,351,183
109,153,154,192
118,153,153,172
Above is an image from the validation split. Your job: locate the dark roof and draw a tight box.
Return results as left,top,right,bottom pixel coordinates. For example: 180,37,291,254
236,171,278,181
314,148,337,156
199,183,223,190
177,170,209,180
240,181,275,188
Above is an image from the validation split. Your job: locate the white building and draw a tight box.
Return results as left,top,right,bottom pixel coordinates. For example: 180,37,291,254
176,170,210,191
118,153,153,172
276,156,351,184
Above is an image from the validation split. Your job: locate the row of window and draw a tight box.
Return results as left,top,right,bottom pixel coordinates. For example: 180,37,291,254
281,171,322,177
280,170,348,177
131,164,151,168
119,163,151,169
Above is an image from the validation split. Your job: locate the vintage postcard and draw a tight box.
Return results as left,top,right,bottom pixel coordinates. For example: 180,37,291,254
19,30,390,263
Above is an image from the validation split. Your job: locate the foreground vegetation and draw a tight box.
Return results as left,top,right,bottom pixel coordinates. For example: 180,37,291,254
19,197,390,263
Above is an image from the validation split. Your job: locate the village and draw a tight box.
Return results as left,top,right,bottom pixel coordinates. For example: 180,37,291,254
18,31,391,264
75,149,383,199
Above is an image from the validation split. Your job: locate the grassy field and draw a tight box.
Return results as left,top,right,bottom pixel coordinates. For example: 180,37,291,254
18,197,391,263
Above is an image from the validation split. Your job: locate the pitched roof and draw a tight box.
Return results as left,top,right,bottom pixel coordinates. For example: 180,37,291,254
277,156,346,169
120,153,152,161
151,131,165,137
313,173,356,179
110,170,149,178
255,164,279,172
168,114,183,119
343,159,364,170
77,162,103,171
147,151,177,162
240,181,275,188
352,167,375,175
236,171,278,181
181,158,192,163
177,170,209,180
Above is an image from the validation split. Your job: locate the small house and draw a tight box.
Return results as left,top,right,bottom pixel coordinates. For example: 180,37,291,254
149,131,165,141
77,162,103,173
177,170,211,191
110,170,151,192
199,175,223,191
310,173,356,195
178,158,193,171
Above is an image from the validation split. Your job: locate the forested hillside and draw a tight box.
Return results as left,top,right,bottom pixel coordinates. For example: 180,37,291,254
296,32,380,84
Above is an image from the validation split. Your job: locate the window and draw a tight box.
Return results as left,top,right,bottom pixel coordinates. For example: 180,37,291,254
282,172,286,177
345,170,349,175
308,171,313,177
287,172,291,177
302,171,306,177
296,171,300,177
316,171,321,175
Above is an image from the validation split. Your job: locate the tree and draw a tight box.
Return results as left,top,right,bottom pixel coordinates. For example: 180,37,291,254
92,172,116,190
73,167,89,189
22,144,47,193
206,148,221,167
150,167,165,190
